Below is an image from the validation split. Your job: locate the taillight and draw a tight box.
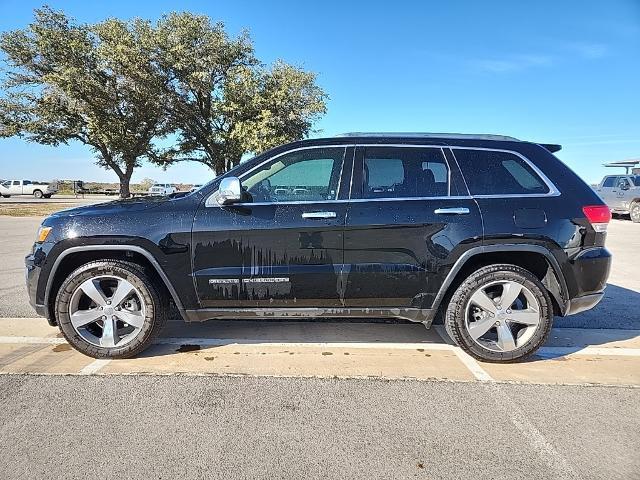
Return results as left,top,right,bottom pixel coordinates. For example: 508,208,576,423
582,205,611,232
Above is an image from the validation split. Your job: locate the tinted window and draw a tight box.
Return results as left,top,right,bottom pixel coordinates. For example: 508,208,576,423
632,176,640,187
12,181,19,186
602,177,617,188
453,149,550,195
242,147,345,203
362,147,449,198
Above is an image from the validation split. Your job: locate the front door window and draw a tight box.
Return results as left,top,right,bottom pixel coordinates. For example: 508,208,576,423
241,147,345,203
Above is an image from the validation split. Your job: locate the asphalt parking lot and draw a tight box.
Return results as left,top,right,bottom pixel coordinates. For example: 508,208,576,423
0,208,639,479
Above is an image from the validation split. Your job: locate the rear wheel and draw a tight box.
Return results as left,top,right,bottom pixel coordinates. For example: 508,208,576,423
630,201,640,223
33,189,43,199
55,260,168,358
445,264,553,362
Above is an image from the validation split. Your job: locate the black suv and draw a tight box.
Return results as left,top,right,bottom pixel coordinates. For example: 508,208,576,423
25,133,612,362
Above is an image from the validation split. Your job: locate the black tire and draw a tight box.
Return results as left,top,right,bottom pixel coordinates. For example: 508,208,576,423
444,264,553,363
1,195,9,198
630,202,640,223
33,189,43,199
55,260,168,358
43,194,52,199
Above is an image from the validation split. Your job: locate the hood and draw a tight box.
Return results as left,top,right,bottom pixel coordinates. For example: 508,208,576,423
49,194,173,218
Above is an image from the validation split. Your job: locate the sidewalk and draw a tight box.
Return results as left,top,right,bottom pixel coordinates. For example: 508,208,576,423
1,318,638,386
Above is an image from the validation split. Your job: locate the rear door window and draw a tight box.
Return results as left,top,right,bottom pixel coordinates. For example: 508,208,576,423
362,147,449,198
453,149,550,195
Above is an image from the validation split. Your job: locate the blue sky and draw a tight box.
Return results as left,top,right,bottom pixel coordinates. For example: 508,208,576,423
0,0,638,184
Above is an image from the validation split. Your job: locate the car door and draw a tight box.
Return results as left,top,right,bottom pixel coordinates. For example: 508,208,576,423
342,145,482,310
192,145,353,308
9,180,21,195
615,176,631,209
598,176,617,207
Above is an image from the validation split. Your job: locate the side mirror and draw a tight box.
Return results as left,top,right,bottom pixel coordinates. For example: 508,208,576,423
215,177,243,205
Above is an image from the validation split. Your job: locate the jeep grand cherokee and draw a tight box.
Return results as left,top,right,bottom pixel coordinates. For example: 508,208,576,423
25,133,612,362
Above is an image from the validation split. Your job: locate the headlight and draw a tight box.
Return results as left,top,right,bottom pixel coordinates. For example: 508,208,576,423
36,226,52,243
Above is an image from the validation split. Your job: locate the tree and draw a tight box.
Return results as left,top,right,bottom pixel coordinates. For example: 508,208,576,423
138,177,156,191
153,13,327,174
0,7,171,197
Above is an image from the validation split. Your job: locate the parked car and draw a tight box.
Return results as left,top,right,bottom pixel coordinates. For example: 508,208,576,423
26,133,611,362
190,184,203,193
148,183,177,195
1,179,58,198
593,174,640,222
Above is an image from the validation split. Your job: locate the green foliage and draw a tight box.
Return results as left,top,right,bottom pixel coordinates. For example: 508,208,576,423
0,8,328,192
0,7,171,196
153,12,328,173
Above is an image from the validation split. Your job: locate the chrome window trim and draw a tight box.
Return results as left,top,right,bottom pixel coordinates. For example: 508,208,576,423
206,143,561,207
205,144,353,207
205,195,474,208
449,146,561,198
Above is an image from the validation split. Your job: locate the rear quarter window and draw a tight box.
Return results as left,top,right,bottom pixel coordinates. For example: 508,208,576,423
453,149,550,196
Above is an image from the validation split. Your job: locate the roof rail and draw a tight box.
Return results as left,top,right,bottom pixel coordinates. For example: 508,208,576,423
335,132,521,141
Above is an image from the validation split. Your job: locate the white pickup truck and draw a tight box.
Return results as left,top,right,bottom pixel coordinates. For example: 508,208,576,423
594,174,640,222
0,180,58,199
148,183,178,196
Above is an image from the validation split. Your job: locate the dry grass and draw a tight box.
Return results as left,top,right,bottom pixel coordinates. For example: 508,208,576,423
0,203,77,217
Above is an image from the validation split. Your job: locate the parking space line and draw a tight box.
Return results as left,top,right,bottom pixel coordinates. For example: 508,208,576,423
484,382,579,479
538,346,640,357
433,326,495,382
451,347,495,382
1,334,640,357
79,359,111,375
0,336,66,345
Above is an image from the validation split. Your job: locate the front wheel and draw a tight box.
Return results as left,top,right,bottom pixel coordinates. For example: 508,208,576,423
33,190,43,199
630,202,640,223
445,264,553,363
55,260,168,358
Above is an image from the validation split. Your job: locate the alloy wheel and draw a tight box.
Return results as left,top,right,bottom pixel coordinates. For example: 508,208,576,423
464,280,541,352
68,275,146,348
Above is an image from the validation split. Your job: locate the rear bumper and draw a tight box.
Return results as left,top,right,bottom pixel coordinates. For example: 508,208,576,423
563,247,611,316
565,292,604,316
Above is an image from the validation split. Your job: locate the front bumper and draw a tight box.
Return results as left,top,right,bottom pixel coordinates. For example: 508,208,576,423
25,242,55,324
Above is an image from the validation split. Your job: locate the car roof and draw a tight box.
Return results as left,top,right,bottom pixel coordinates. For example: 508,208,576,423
336,132,521,141
273,133,561,153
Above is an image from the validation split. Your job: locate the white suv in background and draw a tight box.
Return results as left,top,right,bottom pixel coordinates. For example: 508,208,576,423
148,184,177,196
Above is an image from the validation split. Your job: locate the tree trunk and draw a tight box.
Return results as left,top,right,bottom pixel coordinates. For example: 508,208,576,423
119,160,136,198
119,173,132,198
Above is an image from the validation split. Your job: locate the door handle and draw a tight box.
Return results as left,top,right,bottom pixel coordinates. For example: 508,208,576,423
302,211,337,219
434,207,470,215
